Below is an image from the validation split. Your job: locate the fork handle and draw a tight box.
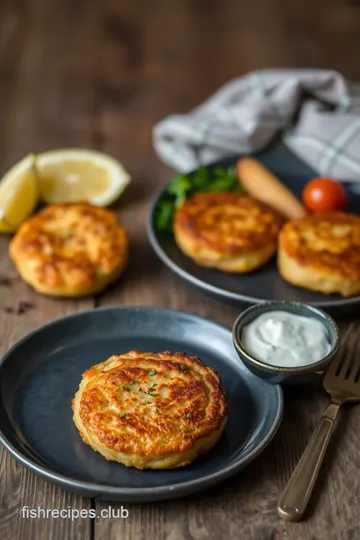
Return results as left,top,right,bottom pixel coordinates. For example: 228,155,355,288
277,402,340,522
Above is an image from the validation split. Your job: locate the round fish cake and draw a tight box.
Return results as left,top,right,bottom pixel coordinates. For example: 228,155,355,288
278,212,360,297
72,350,228,469
9,203,128,297
174,192,283,273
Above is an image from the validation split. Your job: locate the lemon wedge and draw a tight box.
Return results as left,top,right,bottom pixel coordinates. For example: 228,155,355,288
35,149,131,206
0,154,39,233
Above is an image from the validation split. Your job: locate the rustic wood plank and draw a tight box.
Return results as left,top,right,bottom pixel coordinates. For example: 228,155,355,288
2,0,360,538
0,0,99,539
0,239,93,540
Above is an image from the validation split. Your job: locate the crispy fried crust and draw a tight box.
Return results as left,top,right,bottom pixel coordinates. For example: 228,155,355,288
174,192,283,273
72,351,228,469
278,212,360,297
9,203,128,297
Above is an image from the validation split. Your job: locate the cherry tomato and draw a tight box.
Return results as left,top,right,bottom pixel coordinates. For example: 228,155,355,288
302,178,347,213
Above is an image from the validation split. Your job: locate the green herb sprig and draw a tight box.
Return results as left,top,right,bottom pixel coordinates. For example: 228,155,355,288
155,166,244,232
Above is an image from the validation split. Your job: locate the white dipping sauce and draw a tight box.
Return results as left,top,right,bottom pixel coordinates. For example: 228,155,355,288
241,311,330,367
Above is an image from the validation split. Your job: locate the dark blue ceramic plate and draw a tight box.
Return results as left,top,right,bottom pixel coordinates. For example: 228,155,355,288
0,307,283,502
148,147,360,315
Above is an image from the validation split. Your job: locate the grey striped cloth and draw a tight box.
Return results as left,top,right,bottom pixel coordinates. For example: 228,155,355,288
153,69,360,182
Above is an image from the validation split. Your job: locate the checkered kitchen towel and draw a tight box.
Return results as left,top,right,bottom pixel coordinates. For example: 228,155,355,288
153,69,360,182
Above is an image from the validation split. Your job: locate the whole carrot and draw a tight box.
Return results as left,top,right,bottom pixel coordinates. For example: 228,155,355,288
237,157,308,220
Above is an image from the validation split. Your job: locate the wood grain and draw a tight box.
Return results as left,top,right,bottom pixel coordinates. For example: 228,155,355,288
0,1,95,539
0,238,93,540
1,0,360,539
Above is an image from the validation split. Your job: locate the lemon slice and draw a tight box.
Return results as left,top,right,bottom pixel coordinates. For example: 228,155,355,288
36,149,131,206
0,154,39,233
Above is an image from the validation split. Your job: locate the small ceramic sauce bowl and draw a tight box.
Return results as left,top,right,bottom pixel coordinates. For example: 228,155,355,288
232,301,340,385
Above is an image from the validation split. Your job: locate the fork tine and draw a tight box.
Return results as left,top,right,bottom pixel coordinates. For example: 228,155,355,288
349,354,360,382
348,331,360,381
325,324,355,379
325,345,346,377
338,326,359,379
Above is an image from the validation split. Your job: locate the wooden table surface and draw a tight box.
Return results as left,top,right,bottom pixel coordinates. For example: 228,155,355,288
1,0,360,539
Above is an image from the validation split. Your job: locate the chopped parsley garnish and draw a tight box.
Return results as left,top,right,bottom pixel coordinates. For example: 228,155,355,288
110,372,116,375
130,381,135,385
180,365,187,371
186,412,192,418
121,386,131,392
120,413,126,418
146,401,151,405
146,391,157,397
149,369,157,376
154,409,160,413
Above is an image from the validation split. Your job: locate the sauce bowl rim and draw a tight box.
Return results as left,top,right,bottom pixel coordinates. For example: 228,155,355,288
232,301,340,374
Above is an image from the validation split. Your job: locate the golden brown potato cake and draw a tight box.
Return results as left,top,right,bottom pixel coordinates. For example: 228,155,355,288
72,350,228,469
174,192,283,273
9,203,128,297
278,212,360,297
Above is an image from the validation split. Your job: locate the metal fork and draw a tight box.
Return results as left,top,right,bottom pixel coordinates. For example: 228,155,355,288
278,326,360,522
